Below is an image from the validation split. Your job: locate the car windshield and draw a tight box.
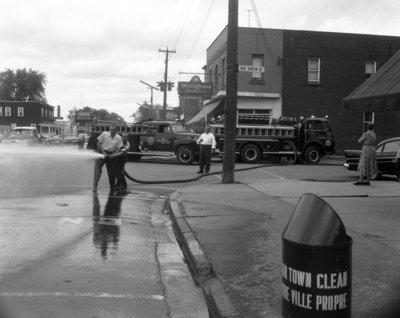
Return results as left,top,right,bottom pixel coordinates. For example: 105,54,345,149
306,120,331,132
170,124,187,132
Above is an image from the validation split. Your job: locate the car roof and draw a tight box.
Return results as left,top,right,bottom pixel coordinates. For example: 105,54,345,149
13,126,37,130
377,136,400,146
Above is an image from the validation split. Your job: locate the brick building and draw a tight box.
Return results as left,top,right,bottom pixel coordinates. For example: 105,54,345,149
0,101,59,136
202,27,400,153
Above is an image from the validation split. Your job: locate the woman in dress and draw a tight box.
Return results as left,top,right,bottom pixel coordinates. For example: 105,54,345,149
354,123,377,185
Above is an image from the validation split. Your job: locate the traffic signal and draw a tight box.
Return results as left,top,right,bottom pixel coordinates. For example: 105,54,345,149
167,81,174,91
157,81,166,92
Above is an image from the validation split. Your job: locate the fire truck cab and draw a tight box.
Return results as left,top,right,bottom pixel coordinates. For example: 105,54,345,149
88,121,200,165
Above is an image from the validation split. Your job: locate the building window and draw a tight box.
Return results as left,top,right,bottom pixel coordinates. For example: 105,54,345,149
5,107,11,116
214,65,219,93
308,58,320,84
221,58,226,89
237,109,271,125
363,111,374,131
365,60,376,78
251,54,264,80
41,108,44,117
0,107,2,116
18,107,24,117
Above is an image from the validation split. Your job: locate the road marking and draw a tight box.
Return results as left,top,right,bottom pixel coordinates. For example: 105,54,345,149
58,217,84,224
258,169,285,179
0,291,165,300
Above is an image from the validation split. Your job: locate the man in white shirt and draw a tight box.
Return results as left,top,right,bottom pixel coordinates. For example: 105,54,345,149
93,125,123,191
197,126,216,174
77,132,86,149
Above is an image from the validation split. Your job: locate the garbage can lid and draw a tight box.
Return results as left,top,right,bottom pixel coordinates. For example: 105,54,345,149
282,193,348,246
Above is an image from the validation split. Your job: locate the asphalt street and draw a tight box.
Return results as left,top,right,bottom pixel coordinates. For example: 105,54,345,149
0,145,208,318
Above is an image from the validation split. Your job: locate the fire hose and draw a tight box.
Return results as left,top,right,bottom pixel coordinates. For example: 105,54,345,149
124,141,300,184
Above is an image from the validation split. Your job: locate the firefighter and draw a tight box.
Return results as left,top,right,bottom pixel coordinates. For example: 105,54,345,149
197,126,216,174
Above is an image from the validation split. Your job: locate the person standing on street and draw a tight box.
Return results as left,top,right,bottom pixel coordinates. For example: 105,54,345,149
113,133,130,190
77,132,86,149
354,123,377,185
197,126,216,174
93,125,123,192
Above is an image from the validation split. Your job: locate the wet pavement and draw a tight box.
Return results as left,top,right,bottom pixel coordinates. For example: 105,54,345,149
0,146,208,318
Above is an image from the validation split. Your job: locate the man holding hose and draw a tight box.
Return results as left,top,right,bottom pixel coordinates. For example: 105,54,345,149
93,125,122,192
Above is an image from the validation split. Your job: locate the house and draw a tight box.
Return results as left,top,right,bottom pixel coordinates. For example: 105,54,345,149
194,27,400,153
0,101,61,137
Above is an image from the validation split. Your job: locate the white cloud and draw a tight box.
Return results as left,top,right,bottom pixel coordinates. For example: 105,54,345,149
2,0,400,121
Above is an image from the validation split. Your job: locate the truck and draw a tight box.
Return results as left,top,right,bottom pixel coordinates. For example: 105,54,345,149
210,116,335,164
88,121,200,165
2,126,40,145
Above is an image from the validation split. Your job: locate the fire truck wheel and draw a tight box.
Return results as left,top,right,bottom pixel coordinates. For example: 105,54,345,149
176,146,195,165
303,146,321,164
240,144,261,163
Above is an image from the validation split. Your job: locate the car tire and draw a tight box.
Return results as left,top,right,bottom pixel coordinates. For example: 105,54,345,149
176,146,195,165
240,144,261,163
303,146,321,164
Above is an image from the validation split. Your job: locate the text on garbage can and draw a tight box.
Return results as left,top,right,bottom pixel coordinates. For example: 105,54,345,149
282,264,348,311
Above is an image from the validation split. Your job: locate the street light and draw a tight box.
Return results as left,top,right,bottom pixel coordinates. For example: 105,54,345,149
139,80,159,108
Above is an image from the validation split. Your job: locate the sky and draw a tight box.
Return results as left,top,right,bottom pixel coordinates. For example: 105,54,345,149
1,0,400,122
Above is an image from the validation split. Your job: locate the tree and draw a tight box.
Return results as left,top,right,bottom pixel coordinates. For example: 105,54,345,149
0,68,47,102
72,106,126,123
95,108,124,122
0,69,15,100
132,102,160,123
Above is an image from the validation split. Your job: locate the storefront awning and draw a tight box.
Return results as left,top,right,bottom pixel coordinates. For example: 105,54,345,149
342,49,400,112
186,99,224,125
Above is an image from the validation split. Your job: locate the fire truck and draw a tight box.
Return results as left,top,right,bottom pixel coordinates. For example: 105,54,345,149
88,121,200,165
210,116,335,164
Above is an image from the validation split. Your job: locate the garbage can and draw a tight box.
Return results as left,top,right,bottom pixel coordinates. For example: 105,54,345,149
282,193,352,318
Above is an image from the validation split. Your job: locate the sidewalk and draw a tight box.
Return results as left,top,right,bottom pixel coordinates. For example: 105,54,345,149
168,161,400,318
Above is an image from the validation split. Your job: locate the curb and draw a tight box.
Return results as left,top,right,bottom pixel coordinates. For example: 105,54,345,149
168,192,242,318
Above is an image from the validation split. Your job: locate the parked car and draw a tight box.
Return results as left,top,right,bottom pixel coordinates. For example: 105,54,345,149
43,135,64,145
64,135,78,145
2,126,40,145
344,136,400,179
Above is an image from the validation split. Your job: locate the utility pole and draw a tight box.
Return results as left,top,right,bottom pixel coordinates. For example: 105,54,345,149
158,47,176,120
223,0,238,184
139,80,159,108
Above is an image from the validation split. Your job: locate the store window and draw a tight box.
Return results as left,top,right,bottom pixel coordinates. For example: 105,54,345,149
308,58,320,84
